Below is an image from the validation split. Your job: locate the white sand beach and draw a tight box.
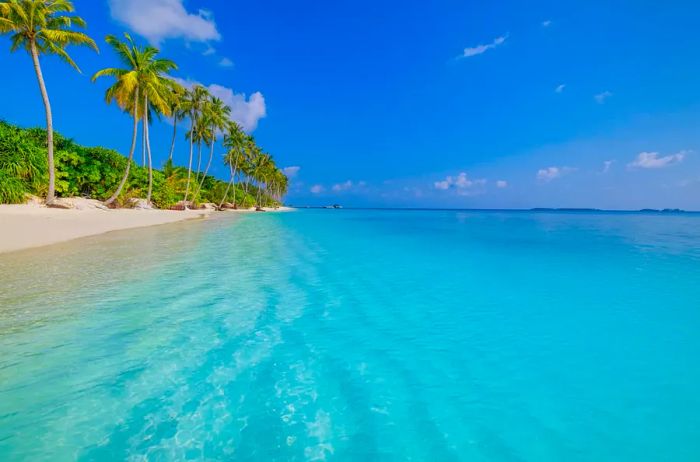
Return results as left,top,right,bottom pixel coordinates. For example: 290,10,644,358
0,201,211,254
0,200,295,254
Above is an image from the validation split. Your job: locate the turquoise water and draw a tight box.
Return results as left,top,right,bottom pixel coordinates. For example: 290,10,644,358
1,209,700,461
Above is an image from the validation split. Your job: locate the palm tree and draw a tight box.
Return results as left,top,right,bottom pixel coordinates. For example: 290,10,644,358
167,81,186,162
268,169,288,206
0,0,97,204
241,134,259,203
181,85,209,205
252,152,272,209
193,96,230,202
218,121,245,208
92,33,176,205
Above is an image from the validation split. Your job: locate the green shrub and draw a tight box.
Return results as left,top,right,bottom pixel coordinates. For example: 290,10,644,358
0,120,281,207
0,170,28,203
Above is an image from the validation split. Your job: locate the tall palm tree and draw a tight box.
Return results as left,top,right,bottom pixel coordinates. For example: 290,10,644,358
193,96,230,202
92,33,176,205
0,0,97,204
241,134,259,203
218,121,245,208
181,85,209,205
167,81,186,162
252,152,272,209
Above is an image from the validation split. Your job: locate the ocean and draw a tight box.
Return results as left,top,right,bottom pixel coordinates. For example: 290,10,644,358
1,209,699,461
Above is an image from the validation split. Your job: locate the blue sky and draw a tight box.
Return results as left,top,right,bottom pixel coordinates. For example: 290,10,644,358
2,0,700,209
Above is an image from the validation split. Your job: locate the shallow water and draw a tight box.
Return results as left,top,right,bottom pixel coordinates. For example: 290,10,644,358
1,210,700,461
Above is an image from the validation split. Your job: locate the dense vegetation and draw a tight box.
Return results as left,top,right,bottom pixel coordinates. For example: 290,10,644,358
0,0,288,208
0,120,274,208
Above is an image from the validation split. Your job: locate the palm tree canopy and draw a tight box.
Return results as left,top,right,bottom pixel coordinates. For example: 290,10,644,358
0,0,98,71
223,122,246,165
92,33,176,117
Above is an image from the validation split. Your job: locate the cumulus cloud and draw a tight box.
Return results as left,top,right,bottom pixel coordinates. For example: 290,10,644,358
496,180,508,188
108,0,220,45
628,151,687,169
208,84,266,132
555,84,566,93
594,91,613,104
219,57,234,68
310,184,325,194
283,166,301,178
461,34,508,58
174,78,267,132
434,172,487,195
537,166,575,182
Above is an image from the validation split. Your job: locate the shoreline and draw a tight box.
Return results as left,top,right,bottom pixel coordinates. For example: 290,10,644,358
0,201,294,255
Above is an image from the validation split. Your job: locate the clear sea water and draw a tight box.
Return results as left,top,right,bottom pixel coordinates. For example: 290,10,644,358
1,209,700,461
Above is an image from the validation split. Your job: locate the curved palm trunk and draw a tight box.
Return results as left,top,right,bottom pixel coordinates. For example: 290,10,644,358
30,41,55,204
168,116,177,161
194,141,203,188
194,136,215,202
232,169,239,208
145,96,154,203
105,90,140,205
183,118,195,205
218,155,240,209
218,164,235,209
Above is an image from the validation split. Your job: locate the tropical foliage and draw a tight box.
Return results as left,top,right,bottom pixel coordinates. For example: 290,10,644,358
0,0,98,204
0,120,282,208
0,1,289,209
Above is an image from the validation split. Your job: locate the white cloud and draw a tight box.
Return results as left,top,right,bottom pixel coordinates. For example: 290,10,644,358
332,180,354,192
594,91,613,104
601,160,614,173
203,46,216,56
330,180,367,192
628,151,687,169
461,34,508,58
537,166,575,182
108,0,220,45
310,184,325,194
208,84,266,132
496,180,508,188
219,57,234,68
434,172,487,195
174,78,267,132
283,166,300,178
555,84,566,93
435,179,451,190
542,20,552,27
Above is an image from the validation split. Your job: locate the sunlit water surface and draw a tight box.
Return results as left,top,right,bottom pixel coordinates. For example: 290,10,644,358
1,210,700,461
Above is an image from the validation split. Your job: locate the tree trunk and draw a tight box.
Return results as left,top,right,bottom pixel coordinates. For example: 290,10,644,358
218,154,240,209
168,116,177,161
194,141,202,188
183,117,195,205
145,95,153,203
218,163,234,209
231,156,240,208
243,177,252,207
105,90,140,205
30,41,56,204
194,135,215,201
141,106,146,169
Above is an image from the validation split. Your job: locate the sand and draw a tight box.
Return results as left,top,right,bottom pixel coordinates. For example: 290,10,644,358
0,201,216,254
0,199,296,254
